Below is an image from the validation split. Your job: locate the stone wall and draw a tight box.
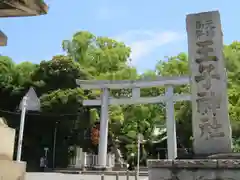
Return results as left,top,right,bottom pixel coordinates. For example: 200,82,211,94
0,125,16,160
148,159,240,180
0,118,27,180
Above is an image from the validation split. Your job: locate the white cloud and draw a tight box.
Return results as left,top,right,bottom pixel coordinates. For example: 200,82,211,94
115,30,183,65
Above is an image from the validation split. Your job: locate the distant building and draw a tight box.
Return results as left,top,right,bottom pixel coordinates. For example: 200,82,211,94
0,0,48,46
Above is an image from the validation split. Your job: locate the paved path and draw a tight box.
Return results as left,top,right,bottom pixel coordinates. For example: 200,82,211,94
26,173,148,180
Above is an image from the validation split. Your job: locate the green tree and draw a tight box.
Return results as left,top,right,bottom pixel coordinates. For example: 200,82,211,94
62,31,132,78
2,32,240,168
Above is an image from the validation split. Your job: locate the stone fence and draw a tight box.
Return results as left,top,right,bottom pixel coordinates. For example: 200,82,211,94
148,159,240,180
69,153,115,169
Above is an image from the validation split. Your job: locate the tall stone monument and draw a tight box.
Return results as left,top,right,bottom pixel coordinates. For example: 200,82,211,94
186,10,232,155
147,11,239,180
0,117,26,180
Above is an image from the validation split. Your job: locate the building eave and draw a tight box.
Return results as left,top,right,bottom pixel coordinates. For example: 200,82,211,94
0,0,48,17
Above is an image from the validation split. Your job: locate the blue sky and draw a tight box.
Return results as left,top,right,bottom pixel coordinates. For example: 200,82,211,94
1,0,240,73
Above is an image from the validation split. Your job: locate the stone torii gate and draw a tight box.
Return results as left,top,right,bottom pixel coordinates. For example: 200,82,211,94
76,76,191,168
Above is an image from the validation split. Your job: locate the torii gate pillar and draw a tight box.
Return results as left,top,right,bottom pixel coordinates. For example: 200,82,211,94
98,88,109,168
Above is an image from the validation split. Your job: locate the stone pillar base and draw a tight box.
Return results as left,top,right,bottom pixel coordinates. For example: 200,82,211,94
148,159,240,180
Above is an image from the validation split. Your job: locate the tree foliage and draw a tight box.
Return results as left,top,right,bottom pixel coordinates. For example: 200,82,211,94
1,30,240,169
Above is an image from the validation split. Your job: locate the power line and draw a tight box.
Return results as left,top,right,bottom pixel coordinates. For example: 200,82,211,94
0,108,82,117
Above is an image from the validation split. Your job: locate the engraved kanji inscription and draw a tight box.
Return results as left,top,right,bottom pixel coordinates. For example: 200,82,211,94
199,116,225,140
195,73,220,82
195,40,218,64
195,20,216,40
196,97,220,115
198,64,215,73
196,21,205,40
195,56,218,64
196,40,214,55
204,20,216,38
197,91,215,97
195,73,220,90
